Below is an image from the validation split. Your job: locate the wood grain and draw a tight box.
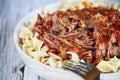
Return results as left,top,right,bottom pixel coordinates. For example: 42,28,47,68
0,0,61,80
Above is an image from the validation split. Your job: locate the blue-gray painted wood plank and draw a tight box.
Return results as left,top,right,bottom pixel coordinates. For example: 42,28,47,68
0,0,61,80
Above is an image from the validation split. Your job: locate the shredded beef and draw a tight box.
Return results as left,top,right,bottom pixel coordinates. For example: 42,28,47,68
33,7,120,65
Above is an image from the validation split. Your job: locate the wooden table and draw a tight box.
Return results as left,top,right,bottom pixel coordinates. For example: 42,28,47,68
0,0,120,80
0,0,61,80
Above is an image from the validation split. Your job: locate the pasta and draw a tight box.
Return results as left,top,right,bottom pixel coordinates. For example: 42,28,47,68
97,57,120,73
19,26,64,68
67,52,79,62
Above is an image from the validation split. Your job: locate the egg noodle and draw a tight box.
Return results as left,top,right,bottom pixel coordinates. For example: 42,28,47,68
19,0,120,72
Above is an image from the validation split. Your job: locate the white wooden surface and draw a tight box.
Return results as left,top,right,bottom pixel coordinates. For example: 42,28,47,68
0,0,61,80
0,0,120,80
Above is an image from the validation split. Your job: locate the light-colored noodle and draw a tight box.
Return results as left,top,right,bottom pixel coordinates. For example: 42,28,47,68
19,26,64,68
97,57,120,73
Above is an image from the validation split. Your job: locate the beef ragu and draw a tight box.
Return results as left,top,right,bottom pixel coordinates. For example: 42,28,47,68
33,7,120,65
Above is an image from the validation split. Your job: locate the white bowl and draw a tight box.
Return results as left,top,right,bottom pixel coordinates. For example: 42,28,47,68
14,0,120,80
